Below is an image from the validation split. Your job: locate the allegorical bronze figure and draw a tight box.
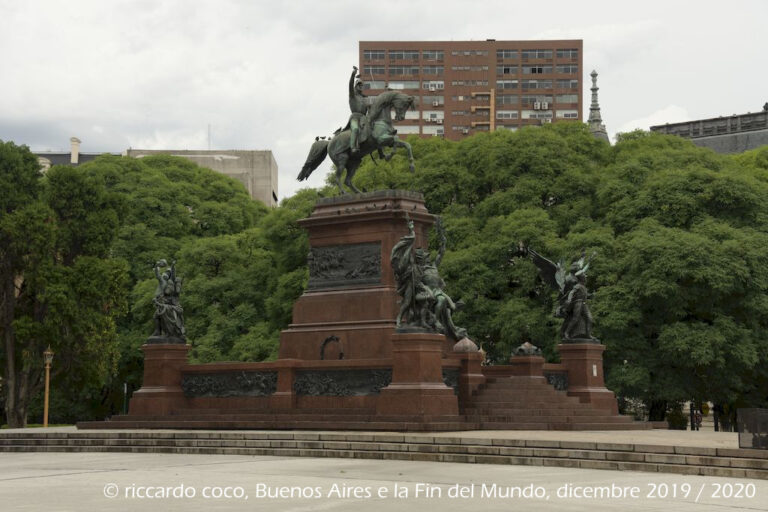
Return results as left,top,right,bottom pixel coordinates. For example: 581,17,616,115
522,247,599,343
149,259,186,343
391,216,468,342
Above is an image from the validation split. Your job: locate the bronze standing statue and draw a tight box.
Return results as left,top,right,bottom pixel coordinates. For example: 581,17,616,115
523,247,599,343
298,66,416,195
149,259,186,344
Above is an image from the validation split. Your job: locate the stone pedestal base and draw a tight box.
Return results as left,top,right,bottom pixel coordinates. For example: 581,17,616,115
129,343,189,416
376,333,459,418
508,355,546,381
450,351,485,409
558,343,618,414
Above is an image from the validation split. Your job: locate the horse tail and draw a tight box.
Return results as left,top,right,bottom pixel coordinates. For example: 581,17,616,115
297,139,329,181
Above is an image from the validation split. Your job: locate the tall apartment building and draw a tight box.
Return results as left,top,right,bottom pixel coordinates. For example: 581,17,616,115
359,39,583,140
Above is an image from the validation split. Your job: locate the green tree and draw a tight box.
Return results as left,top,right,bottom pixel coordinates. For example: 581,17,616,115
1,141,128,427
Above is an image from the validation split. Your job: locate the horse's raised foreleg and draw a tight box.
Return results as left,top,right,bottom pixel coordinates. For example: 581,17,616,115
392,137,415,172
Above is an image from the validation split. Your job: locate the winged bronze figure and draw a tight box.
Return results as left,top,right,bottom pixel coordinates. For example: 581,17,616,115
522,246,598,343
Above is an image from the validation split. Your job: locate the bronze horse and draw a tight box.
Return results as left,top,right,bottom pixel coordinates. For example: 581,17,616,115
298,90,416,194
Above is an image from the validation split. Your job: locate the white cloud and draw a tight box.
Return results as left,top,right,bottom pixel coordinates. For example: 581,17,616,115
613,105,690,141
1,0,767,200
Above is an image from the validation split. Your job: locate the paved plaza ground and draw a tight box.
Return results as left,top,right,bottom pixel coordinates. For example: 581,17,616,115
1,427,766,511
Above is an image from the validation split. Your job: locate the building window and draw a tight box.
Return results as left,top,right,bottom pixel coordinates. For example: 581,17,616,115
556,65,578,74
453,65,489,71
556,48,579,59
496,125,518,131
497,94,518,105
363,50,385,60
422,80,444,91
389,50,419,60
522,110,553,119
422,66,444,75
387,80,420,90
389,66,419,76
555,94,578,104
556,79,579,89
521,95,553,106
452,110,468,116
556,110,579,119
422,110,444,120
523,66,552,74
363,80,387,90
451,79,488,86
362,66,385,75
496,65,518,75
496,80,519,90
521,49,553,59
496,49,518,59
496,110,519,120
394,125,420,134
521,80,552,90
422,50,444,61
423,125,443,135
451,50,488,56
421,95,444,106
400,110,420,120
452,125,470,131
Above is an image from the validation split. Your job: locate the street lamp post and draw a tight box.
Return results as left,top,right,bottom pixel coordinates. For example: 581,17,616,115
43,346,54,428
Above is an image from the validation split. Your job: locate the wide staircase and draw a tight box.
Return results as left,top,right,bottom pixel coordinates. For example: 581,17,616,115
77,407,466,432
462,376,649,430
2,429,766,480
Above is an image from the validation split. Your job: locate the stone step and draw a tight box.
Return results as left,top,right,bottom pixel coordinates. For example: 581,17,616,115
463,407,620,417
472,414,634,424
467,399,583,407
109,413,377,422
477,421,651,430
170,407,376,416
1,431,763,479
75,419,468,432
479,382,555,390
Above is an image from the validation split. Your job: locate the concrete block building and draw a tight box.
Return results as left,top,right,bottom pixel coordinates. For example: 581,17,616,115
127,149,279,206
650,104,768,154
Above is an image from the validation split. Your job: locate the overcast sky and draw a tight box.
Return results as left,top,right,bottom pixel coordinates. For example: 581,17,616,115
1,0,766,199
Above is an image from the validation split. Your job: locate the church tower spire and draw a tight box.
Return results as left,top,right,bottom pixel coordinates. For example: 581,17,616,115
588,70,609,143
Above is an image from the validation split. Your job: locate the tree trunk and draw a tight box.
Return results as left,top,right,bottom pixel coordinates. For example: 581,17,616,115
647,399,668,421
1,270,27,428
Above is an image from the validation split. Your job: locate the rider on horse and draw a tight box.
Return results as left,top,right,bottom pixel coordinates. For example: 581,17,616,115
348,66,369,153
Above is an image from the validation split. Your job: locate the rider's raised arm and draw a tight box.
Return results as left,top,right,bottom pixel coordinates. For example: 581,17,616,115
349,66,358,97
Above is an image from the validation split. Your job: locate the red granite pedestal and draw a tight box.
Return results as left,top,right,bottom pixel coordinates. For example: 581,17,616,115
558,342,619,414
128,344,189,416
279,190,435,361
376,333,459,418
451,350,486,409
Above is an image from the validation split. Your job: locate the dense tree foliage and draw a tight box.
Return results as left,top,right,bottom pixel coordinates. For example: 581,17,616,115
350,125,768,418
4,125,768,426
1,141,128,427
